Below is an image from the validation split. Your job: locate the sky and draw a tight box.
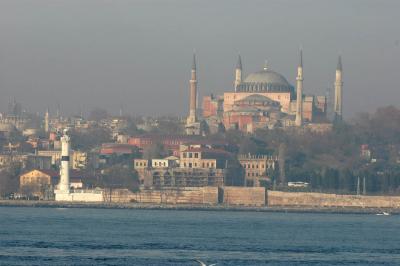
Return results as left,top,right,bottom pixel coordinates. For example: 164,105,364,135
0,0,399,119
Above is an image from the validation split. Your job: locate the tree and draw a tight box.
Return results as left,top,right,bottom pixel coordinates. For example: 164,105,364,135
69,127,112,151
0,162,22,197
238,137,268,155
100,165,139,192
143,142,168,159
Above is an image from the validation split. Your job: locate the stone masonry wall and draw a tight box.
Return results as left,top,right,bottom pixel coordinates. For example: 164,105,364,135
223,187,266,206
106,187,218,205
267,191,400,208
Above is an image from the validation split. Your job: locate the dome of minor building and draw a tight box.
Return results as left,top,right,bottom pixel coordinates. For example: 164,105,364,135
237,68,294,93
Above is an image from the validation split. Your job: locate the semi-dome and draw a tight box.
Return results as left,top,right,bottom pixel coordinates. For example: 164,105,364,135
236,67,294,93
235,94,280,107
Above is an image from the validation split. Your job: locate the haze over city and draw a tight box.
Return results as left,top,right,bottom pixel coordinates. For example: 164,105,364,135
0,0,399,118
3,1,400,265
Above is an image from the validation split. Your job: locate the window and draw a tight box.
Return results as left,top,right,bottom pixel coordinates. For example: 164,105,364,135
194,153,199,158
189,153,193,158
189,163,192,168
183,153,187,158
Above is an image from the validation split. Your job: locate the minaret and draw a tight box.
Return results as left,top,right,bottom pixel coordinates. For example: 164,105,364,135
295,49,304,126
234,55,242,92
334,55,343,120
187,53,198,124
44,108,49,133
58,129,71,193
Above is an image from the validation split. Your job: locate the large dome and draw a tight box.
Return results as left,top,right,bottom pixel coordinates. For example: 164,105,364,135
237,68,294,93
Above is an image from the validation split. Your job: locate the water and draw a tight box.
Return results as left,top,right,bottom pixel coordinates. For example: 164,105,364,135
0,207,399,265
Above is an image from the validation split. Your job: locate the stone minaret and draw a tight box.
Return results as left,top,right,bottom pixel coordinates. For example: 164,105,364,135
295,49,304,127
334,55,343,120
187,53,198,124
44,108,50,133
234,55,242,92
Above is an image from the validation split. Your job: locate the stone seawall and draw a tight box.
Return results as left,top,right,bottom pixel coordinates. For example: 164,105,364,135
223,187,265,206
267,191,400,208
105,187,267,206
105,187,219,205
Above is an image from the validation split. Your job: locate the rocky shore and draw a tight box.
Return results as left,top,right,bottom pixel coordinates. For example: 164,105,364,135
1,200,399,214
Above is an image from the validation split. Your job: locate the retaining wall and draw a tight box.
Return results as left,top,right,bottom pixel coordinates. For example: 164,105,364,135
106,187,218,205
222,187,266,206
267,191,400,208
105,186,267,206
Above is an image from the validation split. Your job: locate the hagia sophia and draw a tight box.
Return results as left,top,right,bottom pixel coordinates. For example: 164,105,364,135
185,50,343,134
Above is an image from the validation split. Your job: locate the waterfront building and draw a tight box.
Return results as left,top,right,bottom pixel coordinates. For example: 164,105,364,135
238,154,278,187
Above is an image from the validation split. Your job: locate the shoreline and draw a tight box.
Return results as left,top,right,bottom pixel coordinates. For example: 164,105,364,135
0,200,399,214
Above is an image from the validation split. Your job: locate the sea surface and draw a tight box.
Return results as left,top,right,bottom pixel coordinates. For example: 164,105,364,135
0,207,399,265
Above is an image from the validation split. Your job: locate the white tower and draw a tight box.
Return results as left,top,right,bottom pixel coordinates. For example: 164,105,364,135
44,108,49,133
334,56,343,120
58,129,71,192
295,49,304,127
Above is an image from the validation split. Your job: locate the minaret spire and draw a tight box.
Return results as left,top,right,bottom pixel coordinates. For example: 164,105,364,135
44,108,50,133
337,55,342,71
236,54,242,69
299,48,303,67
234,55,243,92
187,53,198,124
334,55,343,120
295,49,304,126
192,53,196,70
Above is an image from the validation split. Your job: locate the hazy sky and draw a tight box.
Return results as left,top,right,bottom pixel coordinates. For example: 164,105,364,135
0,0,399,119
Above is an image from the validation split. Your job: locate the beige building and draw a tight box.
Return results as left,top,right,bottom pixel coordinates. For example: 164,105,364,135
37,150,87,169
20,169,92,199
19,169,56,198
71,151,88,170
180,147,231,169
238,154,278,187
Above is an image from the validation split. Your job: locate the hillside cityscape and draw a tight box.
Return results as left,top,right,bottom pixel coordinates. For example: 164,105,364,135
2,1,400,265
1,51,400,205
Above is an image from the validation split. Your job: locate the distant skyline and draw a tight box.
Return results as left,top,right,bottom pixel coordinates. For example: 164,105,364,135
0,0,399,119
